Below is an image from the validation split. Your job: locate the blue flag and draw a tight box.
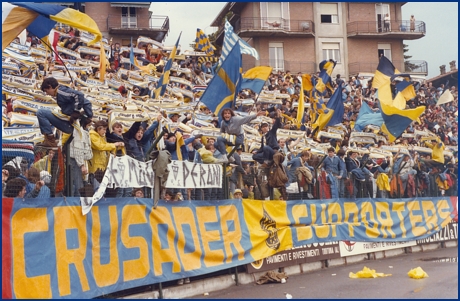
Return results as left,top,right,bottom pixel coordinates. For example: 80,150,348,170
200,42,242,119
313,83,344,132
315,59,336,93
379,101,425,143
239,66,272,95
155,32,181,99
354,101,384,132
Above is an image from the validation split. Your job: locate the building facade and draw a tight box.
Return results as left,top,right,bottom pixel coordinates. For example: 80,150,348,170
211,2,427,78
46,2,169,45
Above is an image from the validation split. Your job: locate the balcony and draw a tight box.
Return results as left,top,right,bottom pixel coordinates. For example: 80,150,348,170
347,20,425,40
243,60,316,74
235,17,315,38
107,14,169,42
348,60,428,76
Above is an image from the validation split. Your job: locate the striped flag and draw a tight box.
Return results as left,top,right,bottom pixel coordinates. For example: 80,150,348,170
200,42,242,120
218,21,259,68
154,32,181,99
47,29,63,63
2,2,102,51
195,28,214,56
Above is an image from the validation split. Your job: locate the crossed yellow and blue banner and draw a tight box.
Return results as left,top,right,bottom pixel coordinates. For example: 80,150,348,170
195,28,214,56
373,56,423,142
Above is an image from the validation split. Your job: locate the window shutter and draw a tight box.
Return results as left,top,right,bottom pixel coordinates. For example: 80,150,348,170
320,3,338,15
281,2,290,30
322,43,340,50
260,2,268,28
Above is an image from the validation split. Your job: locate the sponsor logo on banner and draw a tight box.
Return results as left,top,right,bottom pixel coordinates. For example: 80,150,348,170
339,240,417,257
416,222,458,244
247,241,341,273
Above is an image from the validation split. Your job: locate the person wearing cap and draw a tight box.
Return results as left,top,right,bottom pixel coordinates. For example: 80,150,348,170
37,77,93,148
216,108,266,163
233,189,243,200
169,113,180,123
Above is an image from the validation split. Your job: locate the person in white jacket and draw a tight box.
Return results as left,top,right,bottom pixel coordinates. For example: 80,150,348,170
65,117,93,197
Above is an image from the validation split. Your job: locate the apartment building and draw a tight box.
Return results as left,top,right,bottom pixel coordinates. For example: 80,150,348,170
211,2,427,78
46,2,169,45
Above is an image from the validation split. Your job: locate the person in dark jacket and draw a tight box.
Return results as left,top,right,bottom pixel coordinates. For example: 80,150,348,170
37,77,93,147
253,108,282,162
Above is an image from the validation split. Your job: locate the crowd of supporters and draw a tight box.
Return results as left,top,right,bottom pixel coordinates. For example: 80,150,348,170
2,27,458,203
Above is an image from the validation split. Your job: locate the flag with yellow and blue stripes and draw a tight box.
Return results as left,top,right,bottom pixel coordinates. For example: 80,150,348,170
195,28,214,56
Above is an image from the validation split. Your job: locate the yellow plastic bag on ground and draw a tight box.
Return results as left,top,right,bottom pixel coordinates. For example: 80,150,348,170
349,266,392,278
408,267,429,279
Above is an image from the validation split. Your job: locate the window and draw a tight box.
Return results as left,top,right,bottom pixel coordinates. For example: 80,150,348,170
375,3,390,32
269,42,284,71
320,3,338,24
322,43,340,63
260,2,290,29
121,7,137,28
378,43,391,60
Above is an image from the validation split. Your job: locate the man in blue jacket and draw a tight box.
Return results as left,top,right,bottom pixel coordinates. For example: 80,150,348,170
38,77,93,147
322,147,343,198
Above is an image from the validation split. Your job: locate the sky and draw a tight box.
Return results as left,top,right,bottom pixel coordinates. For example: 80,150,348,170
150,2,458,79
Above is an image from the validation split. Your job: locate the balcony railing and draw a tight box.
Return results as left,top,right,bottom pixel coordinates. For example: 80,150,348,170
107,14,169,31
347,20,426,36
349,60,428,75
235,17,315,34
405,60,428,74
243,60,316,74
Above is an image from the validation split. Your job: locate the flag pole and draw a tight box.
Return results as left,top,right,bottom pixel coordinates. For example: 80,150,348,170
38,38,75,86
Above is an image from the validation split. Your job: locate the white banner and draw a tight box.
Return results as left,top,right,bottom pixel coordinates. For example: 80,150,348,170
85,156,223,215
165,160,223,188
338,240,417,257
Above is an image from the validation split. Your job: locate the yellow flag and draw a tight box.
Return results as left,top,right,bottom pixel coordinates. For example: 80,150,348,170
296,78,305,128
436,89,454,106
